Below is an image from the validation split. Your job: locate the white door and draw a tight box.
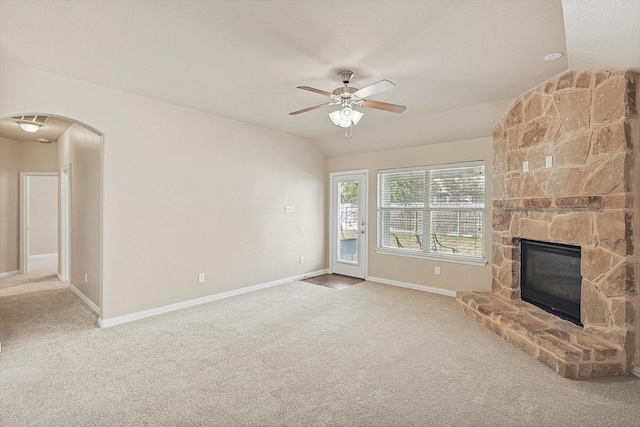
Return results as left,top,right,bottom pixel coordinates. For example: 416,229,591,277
331,171,367,278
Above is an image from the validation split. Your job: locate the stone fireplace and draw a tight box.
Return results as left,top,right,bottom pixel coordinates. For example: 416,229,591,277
457,69,639,379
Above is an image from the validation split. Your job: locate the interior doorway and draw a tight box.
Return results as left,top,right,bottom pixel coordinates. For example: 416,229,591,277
20,172,59,274
330,170,368,279
1,171,65,299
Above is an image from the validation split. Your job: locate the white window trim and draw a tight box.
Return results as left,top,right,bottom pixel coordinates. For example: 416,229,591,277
377,160,487,265
375,248,487,266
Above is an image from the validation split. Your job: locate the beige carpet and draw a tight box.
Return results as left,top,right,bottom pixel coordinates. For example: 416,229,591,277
0,257,68,298
1,281,640,426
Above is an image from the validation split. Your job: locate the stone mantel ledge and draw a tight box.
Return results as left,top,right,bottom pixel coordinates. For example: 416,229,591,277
494,195,605,211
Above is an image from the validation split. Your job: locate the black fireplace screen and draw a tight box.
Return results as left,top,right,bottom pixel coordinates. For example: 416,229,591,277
520,239,582,326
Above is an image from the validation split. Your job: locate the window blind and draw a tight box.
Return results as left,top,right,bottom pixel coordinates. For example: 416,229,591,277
377,163,485,259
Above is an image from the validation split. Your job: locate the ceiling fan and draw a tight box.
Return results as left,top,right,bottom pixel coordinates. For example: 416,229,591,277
290,70,406,137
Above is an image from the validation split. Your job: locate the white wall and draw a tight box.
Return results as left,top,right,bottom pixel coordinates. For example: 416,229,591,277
28,175,58,256
328,137,493,292
0,137,21,273
0,61,327,320
58,124,101,305
0,137,58,273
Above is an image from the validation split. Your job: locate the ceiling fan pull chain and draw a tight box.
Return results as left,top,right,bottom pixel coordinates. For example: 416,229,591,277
344,125,353,139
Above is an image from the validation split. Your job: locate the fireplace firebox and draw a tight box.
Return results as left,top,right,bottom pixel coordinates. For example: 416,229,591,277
520,239,582,326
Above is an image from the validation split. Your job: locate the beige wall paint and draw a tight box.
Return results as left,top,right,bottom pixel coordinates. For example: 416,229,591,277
28,175,58,255
20,141,60,171
0,61,327,320
0,137,58,273
58,124,101,305
328,137,493,292
0,137,21,273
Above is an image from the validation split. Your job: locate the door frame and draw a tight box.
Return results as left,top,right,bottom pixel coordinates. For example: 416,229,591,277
60,164,72,281
19,171,59,274
329,169,369,278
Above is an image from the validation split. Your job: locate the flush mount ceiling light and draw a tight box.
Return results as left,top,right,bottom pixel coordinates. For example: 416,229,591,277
290,70,405,138
18,120,42,133
544,52,564,61
16,115,45,133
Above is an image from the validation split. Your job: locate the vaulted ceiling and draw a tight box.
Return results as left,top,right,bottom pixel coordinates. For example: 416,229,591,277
0,1,638,158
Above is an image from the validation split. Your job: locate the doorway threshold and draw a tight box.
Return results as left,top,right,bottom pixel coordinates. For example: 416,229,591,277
302,274,364,290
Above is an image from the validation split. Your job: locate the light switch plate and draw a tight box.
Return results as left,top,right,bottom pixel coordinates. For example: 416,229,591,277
522,161,530,172
285,206,294,213
545,156,553,168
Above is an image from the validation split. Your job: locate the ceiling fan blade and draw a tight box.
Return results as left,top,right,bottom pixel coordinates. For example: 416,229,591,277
361,100,406,113
353,80,396,99
289,103,333,115
297,86,334,98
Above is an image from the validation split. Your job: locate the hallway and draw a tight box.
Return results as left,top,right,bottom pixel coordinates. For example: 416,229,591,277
0,256,67,298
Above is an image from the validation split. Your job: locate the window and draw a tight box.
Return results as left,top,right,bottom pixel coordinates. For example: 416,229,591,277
377,162,485,263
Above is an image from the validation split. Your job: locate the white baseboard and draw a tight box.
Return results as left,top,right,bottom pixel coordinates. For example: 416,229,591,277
634,367,640,379
29,253,58,260
57,274,64,281
0,270,20,279
366,276,457,298
98,268,329,328
70,284,100,315
301,269,328,279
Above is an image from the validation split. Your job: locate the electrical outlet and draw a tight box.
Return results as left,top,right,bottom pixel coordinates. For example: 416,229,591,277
300,256,304,264
285,205,295,213
522,161,530,172
545,156,553,168
84,273,88,283
435,266,441,275
198,273,205,283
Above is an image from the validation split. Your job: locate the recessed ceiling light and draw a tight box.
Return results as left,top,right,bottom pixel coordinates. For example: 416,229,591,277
544,52,564,61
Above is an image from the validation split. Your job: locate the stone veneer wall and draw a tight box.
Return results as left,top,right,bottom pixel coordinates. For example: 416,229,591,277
491,69,639,371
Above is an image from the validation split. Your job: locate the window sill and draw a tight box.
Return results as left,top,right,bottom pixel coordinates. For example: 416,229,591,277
375,248,488,266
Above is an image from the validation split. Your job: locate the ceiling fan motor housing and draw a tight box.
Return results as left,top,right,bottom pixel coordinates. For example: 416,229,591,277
338,70,354,85
333,87,357,98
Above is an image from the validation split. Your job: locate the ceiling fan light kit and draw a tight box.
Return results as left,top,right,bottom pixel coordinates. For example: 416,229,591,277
290,70,406,138
329,107,363,128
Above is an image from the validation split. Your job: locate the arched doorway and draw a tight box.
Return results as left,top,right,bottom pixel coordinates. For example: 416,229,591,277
0,113,103,350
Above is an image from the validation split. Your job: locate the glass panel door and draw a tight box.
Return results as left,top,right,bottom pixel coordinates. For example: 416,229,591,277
332,172,366,278
338,180,358,263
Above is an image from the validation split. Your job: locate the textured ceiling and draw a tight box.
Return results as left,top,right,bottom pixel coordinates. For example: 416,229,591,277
0,0,577,157
562,0,640,69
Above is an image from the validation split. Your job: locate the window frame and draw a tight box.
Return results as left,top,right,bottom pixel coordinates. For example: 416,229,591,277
376,161,487,266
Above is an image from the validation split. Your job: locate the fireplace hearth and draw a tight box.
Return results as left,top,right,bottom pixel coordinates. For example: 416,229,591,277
520,239,582,326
